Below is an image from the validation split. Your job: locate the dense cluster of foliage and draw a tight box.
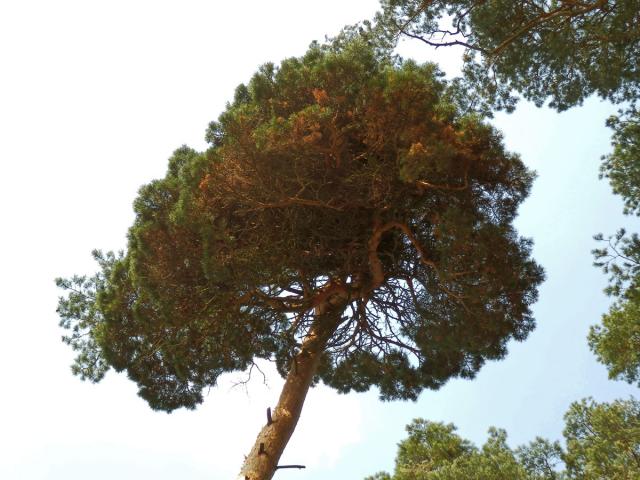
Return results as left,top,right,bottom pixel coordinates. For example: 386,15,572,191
57,38,542,415
366,398,640,479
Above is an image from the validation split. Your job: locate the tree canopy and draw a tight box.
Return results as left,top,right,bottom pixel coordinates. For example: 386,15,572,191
367,397,640,479
57,38,542,411
56,37,543,478
591,106,640,387
376,0,640,112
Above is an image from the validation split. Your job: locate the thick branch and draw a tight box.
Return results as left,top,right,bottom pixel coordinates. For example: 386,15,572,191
398,27,485,51
368,220,437,291
416,170,469,192
242,196,343,213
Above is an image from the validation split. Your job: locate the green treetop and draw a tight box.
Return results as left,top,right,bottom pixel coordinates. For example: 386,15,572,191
56,37,543,480
563,398,640,479
368,397,640,479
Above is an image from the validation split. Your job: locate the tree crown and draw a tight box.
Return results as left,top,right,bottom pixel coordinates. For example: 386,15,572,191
57,38,543,412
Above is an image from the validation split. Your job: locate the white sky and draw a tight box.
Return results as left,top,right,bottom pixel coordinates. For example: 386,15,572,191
0,1,637,479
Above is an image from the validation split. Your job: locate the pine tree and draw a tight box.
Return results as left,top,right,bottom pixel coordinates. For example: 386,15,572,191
375,0,640,112
591,106,640,386
369,398,640,479
56,36,543,480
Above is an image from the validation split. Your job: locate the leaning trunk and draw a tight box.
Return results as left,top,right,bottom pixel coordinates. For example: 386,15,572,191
238,308,342,480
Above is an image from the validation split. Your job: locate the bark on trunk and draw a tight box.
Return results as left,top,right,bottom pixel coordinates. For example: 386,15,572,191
238,308,343,480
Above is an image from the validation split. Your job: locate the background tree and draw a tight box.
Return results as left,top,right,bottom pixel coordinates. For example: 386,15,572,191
368,398,640,479
517,438,565,480
365,419,549,479
56,37,543,480
591,106,640,386
375,0,640,112
563,397,640,479
392,420,476,479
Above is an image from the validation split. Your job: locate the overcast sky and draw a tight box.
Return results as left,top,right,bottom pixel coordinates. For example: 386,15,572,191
1,1,637,479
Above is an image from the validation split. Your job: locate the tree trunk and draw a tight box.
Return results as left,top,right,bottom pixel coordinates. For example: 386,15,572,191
238,307,343,480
